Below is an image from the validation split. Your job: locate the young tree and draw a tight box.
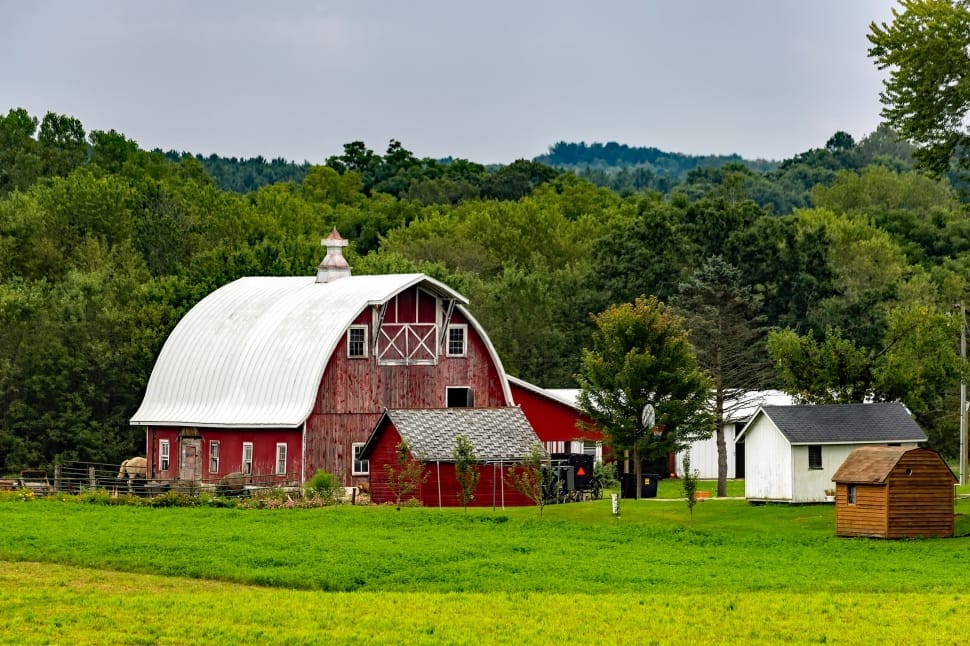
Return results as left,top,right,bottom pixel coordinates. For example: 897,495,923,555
506,443,549,517
576,296,713,500
868,0,970,179
453,434,480,511
673,256,774,498
681,452,699,528
384,439,429,510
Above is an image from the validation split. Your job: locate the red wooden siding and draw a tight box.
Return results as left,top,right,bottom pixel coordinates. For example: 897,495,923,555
305,290,510,485
146,427,301,483
509,382,602,445
367,425,536,507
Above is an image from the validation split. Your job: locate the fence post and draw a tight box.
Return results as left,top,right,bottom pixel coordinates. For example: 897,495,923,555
88,466,96,490
54,465,61,493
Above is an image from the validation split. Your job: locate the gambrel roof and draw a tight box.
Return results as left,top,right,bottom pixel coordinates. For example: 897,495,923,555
131,274,511,428
364,407,540,461
736,402,927,445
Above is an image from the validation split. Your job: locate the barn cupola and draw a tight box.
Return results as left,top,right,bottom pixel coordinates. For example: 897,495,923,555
316,227,352,283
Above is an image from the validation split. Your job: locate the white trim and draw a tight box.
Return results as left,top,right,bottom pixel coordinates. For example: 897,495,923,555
276,442,287,475
347,325,368,358
446,324,467,357
352,442,369,475
208,440,220,474
242,442,253,475
159,439,170,471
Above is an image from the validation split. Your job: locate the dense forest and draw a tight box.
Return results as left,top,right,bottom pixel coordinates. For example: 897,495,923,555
2,60,969,472
2,0,967,478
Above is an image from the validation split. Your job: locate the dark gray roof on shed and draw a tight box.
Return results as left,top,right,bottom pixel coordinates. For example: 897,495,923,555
750,402,926,444
372,407,540,461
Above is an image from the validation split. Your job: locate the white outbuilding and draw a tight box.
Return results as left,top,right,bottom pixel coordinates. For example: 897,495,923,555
736,402,927,503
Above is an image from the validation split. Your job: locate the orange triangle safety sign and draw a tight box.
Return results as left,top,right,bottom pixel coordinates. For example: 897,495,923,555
576,466,586,476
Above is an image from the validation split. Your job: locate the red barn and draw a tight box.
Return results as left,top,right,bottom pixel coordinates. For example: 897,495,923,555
507,376,604,462
362,407,541,507
130,230,530,489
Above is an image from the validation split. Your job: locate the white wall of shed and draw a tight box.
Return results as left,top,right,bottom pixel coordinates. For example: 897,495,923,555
743,418,792,501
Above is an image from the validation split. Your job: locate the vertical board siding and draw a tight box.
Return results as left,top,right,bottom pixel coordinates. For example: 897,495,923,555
306,288,510,485
367,424,535,507
145,427,301,481
835,449,955,538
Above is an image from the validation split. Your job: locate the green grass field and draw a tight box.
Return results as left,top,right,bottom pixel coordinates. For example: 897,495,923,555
1,488,968,644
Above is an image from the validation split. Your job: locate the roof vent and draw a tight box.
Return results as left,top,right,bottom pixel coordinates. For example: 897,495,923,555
316,227,352,283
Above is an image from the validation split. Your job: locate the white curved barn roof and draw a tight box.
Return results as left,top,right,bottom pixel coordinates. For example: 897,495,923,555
131,273,476,428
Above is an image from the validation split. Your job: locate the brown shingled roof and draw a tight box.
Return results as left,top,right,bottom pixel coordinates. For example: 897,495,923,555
831,446,911,483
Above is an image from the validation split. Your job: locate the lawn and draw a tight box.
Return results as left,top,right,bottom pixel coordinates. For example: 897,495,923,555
1,492,968,644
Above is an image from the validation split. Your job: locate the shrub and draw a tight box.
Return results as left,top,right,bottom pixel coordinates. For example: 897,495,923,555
304,469,341,504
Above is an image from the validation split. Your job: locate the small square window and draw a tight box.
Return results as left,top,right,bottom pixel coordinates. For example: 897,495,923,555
347,326,368,358
447,386,474,408
808,445,822,470
353,443,369,475
447,325,466,357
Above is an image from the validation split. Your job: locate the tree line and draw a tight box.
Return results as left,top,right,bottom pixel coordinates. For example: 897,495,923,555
1,0,968,476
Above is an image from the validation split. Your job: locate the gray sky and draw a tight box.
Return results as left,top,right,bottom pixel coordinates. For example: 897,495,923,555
1,1,898,165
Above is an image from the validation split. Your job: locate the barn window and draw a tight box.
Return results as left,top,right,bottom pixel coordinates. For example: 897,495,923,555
808,445,822,470
347,326,368,358
159,439,170,471
209,441,220,474
446,325,467,357
847,485,857,505
447,386,474,408
353,443,369,475
276,443,287,475
242,442,253,475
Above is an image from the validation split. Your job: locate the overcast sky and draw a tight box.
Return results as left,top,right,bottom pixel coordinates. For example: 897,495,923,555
1,1,899,165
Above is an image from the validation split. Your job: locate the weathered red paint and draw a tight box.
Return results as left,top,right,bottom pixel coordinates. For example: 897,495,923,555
509,381,603,445
304,290,510,485
367,425,536,507
146,427,301,483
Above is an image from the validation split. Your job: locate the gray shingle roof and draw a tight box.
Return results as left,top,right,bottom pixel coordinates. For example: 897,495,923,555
757,402,926,444
378,407,540,461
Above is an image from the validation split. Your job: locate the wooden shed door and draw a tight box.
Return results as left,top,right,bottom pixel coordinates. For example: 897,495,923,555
180,438,202,481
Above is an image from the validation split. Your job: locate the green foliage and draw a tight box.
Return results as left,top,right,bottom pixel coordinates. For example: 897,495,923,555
505,443,548,516
577,296,713,464
868,0,970,179
452,434,480,511
304,468,342,503
681,453,699,528
384,439,429,510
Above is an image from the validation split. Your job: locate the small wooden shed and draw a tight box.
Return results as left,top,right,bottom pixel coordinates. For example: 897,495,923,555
831,446,956,539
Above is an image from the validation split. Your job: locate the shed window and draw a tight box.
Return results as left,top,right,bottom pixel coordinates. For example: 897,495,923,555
847,485,857,505
242,442,253,475
276,443,287,475
447,386,474,408
353,443,369,475
447,325,467,357
347,326,368,358
159,439,170,471
209,441,220,474
808,445,822,470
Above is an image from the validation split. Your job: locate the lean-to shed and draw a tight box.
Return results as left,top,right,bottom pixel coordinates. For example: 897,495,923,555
832,446,956,538
361,407,541,507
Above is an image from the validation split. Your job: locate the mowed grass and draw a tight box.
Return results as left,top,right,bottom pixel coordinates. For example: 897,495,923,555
1,493,969,644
